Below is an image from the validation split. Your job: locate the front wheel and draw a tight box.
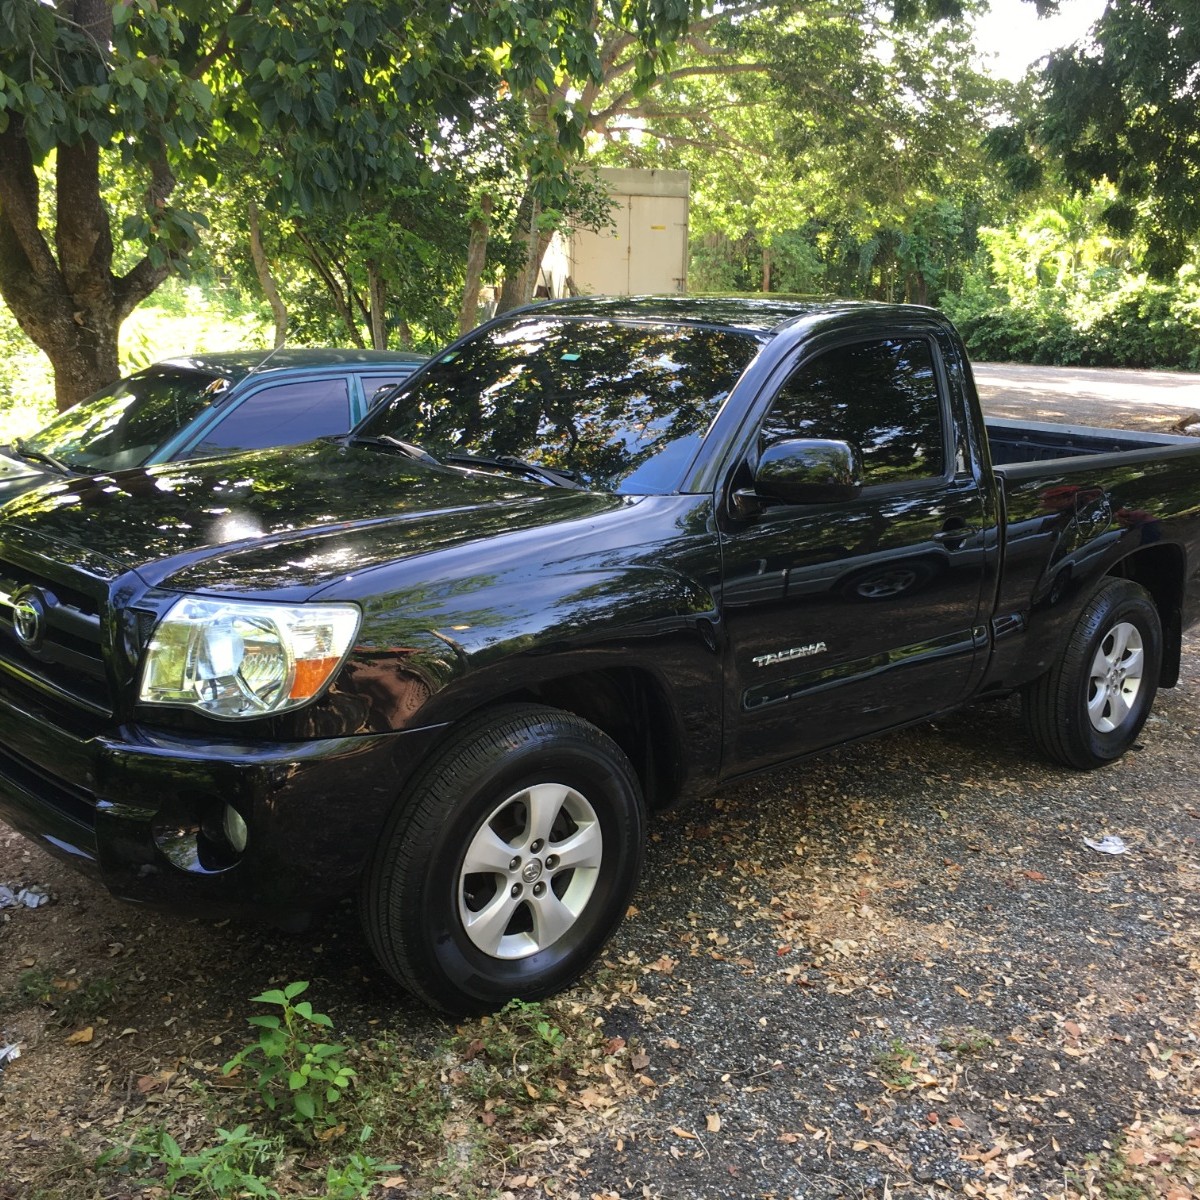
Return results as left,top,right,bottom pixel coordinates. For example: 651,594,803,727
1024,578,1162,769
360,704,645,1013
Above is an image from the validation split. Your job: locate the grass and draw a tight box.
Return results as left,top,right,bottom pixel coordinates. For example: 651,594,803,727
873,1037,920,1088
938,1028,996,1057
76,988,613,1200
3,968,116,1027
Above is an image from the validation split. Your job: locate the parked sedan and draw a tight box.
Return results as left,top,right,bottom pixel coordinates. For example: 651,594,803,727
0,348,426,499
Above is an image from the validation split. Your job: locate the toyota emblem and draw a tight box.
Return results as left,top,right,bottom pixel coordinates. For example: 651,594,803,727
12,591,45,647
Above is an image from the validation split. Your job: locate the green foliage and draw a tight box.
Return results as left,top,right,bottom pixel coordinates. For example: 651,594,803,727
1037,0,1200,277
320,1129,402,1200
0,305,54,439
111,1124,284,1200
222,981,356,1136
873,1038,920,1088
448,999,588,1110
5,969,116,1026
938,1028,996,1056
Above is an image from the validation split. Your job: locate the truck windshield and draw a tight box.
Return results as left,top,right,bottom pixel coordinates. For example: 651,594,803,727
358,316,762,493
21,367,227,474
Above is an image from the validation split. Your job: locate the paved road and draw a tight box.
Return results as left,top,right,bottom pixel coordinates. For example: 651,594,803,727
975,361,1200,432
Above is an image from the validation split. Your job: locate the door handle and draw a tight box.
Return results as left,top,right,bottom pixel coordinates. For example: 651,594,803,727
932,522,978,544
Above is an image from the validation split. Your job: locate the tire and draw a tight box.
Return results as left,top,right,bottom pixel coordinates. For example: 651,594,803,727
360,704,645,1013
1024,578,1162,770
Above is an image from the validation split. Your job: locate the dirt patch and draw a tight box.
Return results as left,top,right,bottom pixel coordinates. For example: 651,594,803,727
2,640,1199,1199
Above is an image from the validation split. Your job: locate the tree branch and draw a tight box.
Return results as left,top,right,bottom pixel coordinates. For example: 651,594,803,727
0,124,60,286
189,0,253,78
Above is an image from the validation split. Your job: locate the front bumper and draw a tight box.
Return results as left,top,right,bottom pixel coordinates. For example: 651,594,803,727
0,682,447,916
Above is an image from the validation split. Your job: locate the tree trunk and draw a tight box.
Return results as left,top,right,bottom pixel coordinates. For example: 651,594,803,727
496,190,554,314
0,128,170,410
0,1,174,409
367,261,386,349
247,201,288,347
459,195,494,335
761,245,772,293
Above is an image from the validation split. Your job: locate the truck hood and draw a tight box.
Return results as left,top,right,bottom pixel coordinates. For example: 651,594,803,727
0,441,624,599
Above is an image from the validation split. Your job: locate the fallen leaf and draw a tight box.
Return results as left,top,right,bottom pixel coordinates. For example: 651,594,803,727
707,1113,722,1133
66,1027,94,1045
630,1050,650,1070
670,1125,697,1140
1021,869,1046,882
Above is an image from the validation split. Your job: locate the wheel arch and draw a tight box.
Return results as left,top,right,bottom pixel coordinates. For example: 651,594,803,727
398,665,695,814
486,666,690,812
1107,544,1185,687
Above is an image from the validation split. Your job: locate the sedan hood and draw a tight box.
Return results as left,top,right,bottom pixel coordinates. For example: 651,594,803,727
0,441,622,599
0,451,56,500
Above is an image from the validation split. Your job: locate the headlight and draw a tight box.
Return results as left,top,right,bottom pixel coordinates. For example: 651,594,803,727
138,596,360,719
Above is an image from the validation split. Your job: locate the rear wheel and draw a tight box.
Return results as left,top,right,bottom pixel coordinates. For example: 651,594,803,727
360,704,644,1013
1024,578,1161,769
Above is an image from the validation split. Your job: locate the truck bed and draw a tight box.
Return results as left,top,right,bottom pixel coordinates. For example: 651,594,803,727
985,416,1196,467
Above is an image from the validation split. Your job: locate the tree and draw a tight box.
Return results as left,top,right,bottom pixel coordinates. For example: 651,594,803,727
1035,0,1200,276
0,0,698,409
591,0,1005,302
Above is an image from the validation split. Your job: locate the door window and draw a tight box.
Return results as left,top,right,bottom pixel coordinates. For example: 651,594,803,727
762,338,945,487
361,373,417,408
191,378,351,457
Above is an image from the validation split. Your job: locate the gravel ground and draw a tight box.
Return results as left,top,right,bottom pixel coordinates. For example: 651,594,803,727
975,362,1200,431
2,654,1196,1200
1,371,1198,1200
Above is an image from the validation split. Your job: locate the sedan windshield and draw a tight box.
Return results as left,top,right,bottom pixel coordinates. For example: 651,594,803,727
358,316,762,493
22,367,227,473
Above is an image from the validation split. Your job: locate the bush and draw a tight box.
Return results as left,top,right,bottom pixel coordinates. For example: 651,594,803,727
942,274,1200,370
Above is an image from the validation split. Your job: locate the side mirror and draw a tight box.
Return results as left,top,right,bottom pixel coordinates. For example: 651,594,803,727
753,437,864,505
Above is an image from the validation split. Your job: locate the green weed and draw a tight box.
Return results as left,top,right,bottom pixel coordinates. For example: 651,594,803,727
222,981,356,1137
103,1124,284,1199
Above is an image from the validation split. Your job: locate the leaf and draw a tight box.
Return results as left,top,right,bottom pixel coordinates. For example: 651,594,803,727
670,1125,697,1139
283,981,310,999
294,1092,316,1119
66,1027,94,1044
252,989,289,1006
247,1015,281,1029
706,1113,722,1132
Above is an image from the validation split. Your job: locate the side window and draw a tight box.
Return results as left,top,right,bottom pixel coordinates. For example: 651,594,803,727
762,338,946,487
191,378,351,457
361,373,416,408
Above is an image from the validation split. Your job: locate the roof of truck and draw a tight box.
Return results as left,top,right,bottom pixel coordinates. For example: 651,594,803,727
518,295,941,336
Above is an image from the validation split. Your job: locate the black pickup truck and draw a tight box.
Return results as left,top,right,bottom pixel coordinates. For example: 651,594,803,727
1,297,1198,1012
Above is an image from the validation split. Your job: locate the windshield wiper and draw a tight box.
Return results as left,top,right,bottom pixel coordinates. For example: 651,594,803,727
10,438,73,474
443,453,584,490
347,434,440,465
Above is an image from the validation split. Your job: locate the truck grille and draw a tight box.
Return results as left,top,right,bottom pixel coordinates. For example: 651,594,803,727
0,560,111,716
